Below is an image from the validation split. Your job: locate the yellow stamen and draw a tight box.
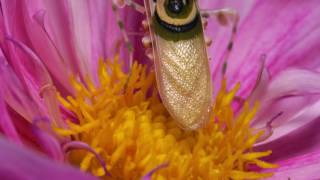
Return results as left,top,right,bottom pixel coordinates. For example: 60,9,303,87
54,57,276,179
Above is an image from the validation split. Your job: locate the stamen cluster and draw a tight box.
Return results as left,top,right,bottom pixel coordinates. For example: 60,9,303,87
55,57,276,179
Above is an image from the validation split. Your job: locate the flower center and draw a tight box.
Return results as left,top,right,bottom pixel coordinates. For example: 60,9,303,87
54,56,276,179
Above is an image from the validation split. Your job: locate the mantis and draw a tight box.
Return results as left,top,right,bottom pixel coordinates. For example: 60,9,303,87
112,0,239,130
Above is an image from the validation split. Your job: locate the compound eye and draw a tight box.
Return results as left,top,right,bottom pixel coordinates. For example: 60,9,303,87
168,0,184,14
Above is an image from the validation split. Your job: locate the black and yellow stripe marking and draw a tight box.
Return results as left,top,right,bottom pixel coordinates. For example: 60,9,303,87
153,0,202,40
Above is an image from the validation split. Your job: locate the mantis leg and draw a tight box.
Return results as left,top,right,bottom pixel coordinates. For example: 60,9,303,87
201,8,239,75
112,0,147,92
113,0,145,14
111,0,146,67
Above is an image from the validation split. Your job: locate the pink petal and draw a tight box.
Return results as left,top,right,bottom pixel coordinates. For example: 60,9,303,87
32,117,64,161
0,55,64,157
7,107,49,154
203,0,320,97
246,68,320,163
66,0,93,80
255,111,320,162
3,38,64,126
23,7,74,94
0,57,42,122
266,151,320,179
253,68,320,128
67,0,134,80
1,0,142,86
1,0,73,98
1,0,77,94
0,137,96,180
252,69,320,159
0,93,21,144
28,0,82,76
3,38,65,127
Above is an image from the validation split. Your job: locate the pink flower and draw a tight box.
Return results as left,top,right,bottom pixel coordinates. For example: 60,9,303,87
0,0,320,179
0,137,95,180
